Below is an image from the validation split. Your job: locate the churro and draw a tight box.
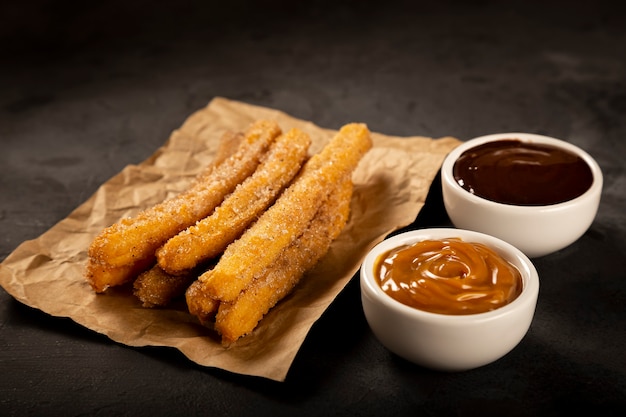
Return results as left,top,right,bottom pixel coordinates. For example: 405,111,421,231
215,178,353,344
85,118,373,347
128,131,241,307
193,123,372,303
133,265,196,308
156,128,312,275
85,119,281,292
186,280,220,326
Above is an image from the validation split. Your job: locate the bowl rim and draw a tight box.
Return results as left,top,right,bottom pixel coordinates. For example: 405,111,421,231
360,228,540,324
440,132,603,211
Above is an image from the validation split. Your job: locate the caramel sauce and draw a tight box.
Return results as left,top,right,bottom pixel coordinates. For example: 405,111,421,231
375,238,523,315
453,139,593,206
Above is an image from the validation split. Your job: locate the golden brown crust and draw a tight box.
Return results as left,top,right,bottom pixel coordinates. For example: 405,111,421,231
215,178,353,344
85,120,281,292
156,128,311,274
195,123,372,302
185,280,220,326
85,119,372,346
133,265,196,308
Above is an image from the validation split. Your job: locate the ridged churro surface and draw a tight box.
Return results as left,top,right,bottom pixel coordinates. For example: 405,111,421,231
133,265,196,308
186,280,220,325
215,178,353,344
195,123,372,302
85,120,281,292
84,118,372,346
156,128,311,274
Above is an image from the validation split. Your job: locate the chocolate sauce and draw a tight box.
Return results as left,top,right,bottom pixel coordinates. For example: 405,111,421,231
453,139,594,206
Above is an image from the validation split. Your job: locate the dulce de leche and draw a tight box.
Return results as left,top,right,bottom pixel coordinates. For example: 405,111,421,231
374,238,523,315
453,139,593,206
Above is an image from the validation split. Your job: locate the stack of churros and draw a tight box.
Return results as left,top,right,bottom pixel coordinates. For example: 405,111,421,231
85,119,372,345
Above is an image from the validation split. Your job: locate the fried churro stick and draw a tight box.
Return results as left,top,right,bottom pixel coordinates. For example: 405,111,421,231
86,148,235,295
215,178,353,344
186,280,220,325
133,265,196,308
128,131,242,307
85,120,281,292
193,123,371,303
156,128,312,275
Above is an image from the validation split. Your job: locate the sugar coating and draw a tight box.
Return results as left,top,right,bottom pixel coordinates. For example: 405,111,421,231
85,120,281,292
215,178,353,344
196,123,372,302
133,265,195,308
156,127,312,274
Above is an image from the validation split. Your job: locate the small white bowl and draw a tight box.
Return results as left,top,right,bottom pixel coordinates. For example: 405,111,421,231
360,228,539,372
441,132,602,258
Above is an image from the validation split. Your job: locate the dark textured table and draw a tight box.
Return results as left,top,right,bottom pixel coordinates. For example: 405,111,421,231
1,1,625,416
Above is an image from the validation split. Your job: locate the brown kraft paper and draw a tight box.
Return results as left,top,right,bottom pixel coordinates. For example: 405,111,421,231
0,97,461,381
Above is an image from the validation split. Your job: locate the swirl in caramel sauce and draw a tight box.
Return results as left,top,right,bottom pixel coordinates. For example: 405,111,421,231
453,139,593,206
375,238,523,315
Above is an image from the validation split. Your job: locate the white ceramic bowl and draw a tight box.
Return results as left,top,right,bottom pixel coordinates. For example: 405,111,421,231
441,132,602,258
360,228,539,372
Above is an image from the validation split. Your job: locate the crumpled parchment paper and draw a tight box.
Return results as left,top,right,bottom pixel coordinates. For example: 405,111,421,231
0,97,460,381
